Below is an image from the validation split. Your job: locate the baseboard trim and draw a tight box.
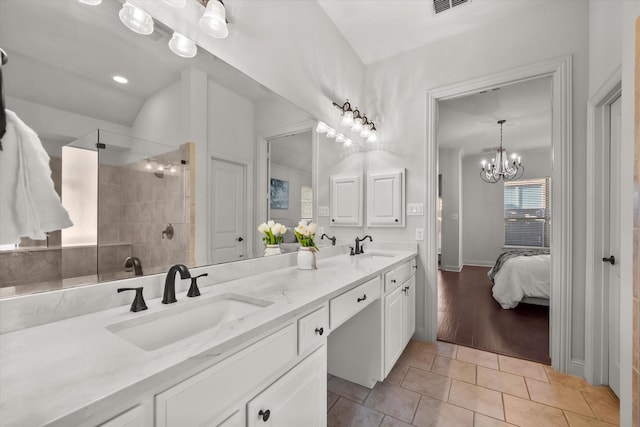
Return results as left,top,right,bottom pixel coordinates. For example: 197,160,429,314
412,328,430,343
568,359,585,378
463,261,495,268
442,265,463,272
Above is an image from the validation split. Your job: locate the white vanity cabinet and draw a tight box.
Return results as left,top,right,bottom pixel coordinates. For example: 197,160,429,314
366,169,405,227
330,175,363,226
99,405,144,427
247,346,326,427
383,259,417,375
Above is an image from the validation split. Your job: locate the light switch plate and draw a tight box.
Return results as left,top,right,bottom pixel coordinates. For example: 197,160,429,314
415,228,424,241
407,203,424,216
318,206,329,217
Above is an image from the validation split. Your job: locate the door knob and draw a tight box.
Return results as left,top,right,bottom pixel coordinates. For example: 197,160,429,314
236,237,244,242
602,255,616,265
258,409,270,422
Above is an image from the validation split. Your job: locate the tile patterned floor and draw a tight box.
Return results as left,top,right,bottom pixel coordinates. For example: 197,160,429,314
327,340,620,427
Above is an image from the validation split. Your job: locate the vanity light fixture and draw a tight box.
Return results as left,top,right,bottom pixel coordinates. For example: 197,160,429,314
316,121,329,134
332,99,380,142
335,134,346,144
199,0,229,39
119,1,154,35
351,108,363,132
78,0,102,5
162,0,186,7
326,128,337,139
168,31,197,58
112,75,128,84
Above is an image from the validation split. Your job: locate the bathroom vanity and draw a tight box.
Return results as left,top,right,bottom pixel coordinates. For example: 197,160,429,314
0,245,417,427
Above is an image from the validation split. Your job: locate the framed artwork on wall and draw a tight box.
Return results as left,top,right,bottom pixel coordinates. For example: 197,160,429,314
270,178,289,209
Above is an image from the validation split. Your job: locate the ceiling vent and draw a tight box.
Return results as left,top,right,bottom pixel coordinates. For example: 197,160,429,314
433,0,470,14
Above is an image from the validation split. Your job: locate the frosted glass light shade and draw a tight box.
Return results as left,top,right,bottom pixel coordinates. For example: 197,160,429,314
169,32,197,58
199,0,229,38
119,2,154,35
351,117,363,132
162,0,186,7
326,128,337,138
341,110,353,126
78,0,102,5
316,121,329,133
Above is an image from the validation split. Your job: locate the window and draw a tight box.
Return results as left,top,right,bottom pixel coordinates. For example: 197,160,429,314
504,178,550,247
301,186,313,220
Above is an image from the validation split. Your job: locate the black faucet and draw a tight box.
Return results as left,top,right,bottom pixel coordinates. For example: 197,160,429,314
320,234,336,246
124,256,143,276
117,287,147,312
163,264,191,304
354,235,373,255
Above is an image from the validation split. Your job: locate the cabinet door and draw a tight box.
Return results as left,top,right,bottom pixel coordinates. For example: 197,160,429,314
403,276,416,345
367,169,404,227
330,175,362,226
384,286,404,375
247,346,327,427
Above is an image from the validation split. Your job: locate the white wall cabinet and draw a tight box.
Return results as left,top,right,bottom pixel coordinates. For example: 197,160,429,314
366,169,405,227
330,175,363,226
247,346,326,427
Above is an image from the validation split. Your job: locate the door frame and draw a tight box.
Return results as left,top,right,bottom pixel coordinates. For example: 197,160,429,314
584,67,622,386
208,156,251,263
256,120,318,256
425,56,575,374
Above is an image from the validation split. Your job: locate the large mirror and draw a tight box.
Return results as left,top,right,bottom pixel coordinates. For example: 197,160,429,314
0,0,318,297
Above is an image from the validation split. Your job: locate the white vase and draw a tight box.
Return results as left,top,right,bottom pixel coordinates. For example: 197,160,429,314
297,247,317,270
264,244,281,257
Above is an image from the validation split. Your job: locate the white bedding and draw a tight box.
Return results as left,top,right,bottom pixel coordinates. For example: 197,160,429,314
491,254,551,309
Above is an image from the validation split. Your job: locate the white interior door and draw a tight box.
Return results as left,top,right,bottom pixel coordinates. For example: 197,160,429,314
211,159,246,264
607,96,621,397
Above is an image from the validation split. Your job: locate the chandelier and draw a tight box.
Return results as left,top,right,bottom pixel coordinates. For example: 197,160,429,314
480,119,524,183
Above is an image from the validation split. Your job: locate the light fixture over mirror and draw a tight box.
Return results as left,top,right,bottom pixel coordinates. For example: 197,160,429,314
199,0,229,39
168,31,197,58
332,99,379,143
119,1,154,35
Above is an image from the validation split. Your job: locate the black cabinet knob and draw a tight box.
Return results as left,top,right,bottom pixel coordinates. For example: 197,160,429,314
395,218,398,222
236,237,244,242
602,255,616,265
332,219,335,222
357,294,367,303
315,327,324,336
259,409,271,422
391,279,396,283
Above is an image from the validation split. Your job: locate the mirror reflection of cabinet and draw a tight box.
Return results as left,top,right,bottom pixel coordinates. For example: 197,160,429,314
329,175,362,227
366,169,405,227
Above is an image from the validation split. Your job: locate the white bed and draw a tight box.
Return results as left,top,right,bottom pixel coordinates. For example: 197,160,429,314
490,254,551,309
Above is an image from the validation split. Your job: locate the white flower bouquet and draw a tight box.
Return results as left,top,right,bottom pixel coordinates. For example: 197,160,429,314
294,221,319,250
257,220,287,245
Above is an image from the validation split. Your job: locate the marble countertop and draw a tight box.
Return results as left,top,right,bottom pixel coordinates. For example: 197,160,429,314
0,249,416,427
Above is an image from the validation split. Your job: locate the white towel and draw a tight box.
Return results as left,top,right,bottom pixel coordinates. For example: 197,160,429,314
0,109,72,245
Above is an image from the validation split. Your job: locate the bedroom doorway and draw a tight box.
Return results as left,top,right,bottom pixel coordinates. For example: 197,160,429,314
425,56,573,375
435,77,553,364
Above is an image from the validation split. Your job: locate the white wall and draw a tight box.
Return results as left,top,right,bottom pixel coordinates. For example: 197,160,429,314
461,147,552,267
439,148,462,271
588,0,623,95
363,1,589,354
131,80,183,147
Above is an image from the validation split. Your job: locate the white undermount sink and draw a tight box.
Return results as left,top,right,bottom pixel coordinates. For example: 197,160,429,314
106,293,273,351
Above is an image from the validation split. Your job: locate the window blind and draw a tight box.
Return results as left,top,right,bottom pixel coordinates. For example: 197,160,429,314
504,178,550,247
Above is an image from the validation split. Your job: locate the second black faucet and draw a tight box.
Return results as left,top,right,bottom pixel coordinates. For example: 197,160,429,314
163,264,191,304
353,235,373,255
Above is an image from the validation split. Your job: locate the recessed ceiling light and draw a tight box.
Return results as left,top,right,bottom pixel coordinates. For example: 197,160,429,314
113,75,128,84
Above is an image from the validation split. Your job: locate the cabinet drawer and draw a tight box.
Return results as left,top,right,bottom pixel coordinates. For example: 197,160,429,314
385,260,413,293
155,324,297,427
298,305,329,355
330,277,380,329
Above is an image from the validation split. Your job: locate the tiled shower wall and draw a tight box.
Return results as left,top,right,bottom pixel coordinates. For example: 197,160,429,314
103,145,191,278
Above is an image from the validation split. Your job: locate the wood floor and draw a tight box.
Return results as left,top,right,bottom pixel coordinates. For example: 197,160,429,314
437,266,551,364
